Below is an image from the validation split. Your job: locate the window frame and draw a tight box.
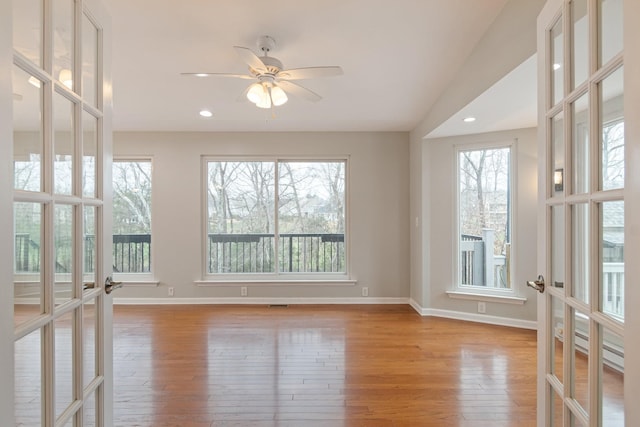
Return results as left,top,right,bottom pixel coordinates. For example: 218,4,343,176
112,156,154,282
454,139,517,296
201,155,350,282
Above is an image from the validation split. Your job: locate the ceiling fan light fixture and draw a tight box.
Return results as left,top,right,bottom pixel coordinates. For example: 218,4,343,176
247,82,267,105
271,86,288,106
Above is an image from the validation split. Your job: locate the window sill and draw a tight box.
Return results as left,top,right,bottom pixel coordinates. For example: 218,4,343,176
195,279,357,287
446,290,527,305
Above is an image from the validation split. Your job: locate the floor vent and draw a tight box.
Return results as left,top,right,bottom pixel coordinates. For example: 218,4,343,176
268,304,289,308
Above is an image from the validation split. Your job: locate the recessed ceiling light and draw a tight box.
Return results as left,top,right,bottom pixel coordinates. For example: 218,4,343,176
199,109,213,118
463,117,476,123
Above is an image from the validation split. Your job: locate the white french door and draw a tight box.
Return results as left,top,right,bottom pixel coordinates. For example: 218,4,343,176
3,0,113,425
536,0,640,425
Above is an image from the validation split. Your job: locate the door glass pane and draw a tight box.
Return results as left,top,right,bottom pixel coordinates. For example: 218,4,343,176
550,295,565,383
572,203,589,303
54,92,75,195
12,0,42,66
82,13,98,107
13,65,43,192
278,161,346,273
14,202,43,328
551,16,564,106
551,385,564,426
83,111,97,197
552,112,565,195
599,0,623,67
571,309,589,412
600,326,624,426
599,66,624,191
83,302,97,388
84,206,97,292
55,204,74,304
601,201,624,320
55,311,74,419
53,0,74,91
572,93,589,194
572,0,588,88
15,329,42,425
84,391,97,426
551,205,565,289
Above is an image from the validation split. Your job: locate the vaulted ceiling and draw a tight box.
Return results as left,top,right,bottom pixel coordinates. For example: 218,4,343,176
106,0,538,134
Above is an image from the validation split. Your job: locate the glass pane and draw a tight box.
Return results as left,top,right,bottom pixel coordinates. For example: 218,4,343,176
53,0,74,91
13,65,43,192
551,385,564,426
571,309,589,412
12,0,42,66
571,203,589,304
54,92,75,195
572,0,588,88
458,147,511,288
14,202,43,328
600,66,624,191
84,206,97,292
113,160,153,274
82,13,98,107
206,161,275,273
15,329,42,425
599,0,623,67
83,302,97,388
83,111,97,197
55,204,74,304
601,201,624,320
550,295,565,383
84,391,97,427
551,205,565,289
551,16,564,106
278,161,346,273
55,311,74,419
572,93,589,194
552,112,565,195
600,326,624,426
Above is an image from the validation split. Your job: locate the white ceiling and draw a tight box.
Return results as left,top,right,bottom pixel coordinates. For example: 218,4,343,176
105,0,533,133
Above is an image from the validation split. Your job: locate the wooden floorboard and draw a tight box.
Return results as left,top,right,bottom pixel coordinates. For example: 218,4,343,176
112,304,539,426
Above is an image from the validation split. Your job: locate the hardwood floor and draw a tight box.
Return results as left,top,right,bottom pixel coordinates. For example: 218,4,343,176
112,305,539,427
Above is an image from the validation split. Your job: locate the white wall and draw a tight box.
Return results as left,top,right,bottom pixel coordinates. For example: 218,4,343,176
113,131,410,302
423,127,538,323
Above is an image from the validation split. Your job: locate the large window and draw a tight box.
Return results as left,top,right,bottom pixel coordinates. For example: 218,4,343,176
206,159,346,276
112,159,152,275
457,144,512,290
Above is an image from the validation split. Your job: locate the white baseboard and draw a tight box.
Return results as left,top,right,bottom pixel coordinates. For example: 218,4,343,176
113,297,410,305
114,297,537,330
409,298,537,330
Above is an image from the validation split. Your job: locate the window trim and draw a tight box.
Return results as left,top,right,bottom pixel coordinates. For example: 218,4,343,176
201,155,350,281
453,139,517,296
112,156,154,282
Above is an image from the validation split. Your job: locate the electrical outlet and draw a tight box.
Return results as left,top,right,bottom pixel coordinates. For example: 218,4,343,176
362,287,369,297
477,301,486,313
241,286,248,297
168,287,174,297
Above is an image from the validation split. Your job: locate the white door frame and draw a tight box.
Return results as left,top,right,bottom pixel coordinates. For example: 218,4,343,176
536,0,640,425
1,0,16,420
1,0,113,424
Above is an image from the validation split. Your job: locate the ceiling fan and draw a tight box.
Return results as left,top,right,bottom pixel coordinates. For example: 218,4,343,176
182,36,343,109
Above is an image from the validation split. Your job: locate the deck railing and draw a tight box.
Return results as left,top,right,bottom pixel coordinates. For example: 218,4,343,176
208,233,345,273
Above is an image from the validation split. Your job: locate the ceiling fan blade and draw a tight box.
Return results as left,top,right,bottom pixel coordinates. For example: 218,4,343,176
276,80,322,103
233,46,267,73
277,66,343,80
181,72,255,80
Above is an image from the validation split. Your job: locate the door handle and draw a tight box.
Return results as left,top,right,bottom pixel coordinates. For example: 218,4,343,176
527,275,545,293
105,276,123,294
